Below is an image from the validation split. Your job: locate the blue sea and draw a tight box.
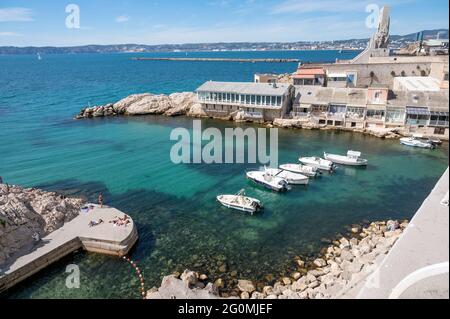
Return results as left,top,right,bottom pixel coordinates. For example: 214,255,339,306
0,51,448,298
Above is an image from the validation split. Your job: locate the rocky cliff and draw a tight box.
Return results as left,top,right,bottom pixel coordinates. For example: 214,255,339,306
0,184,85,265
75,92,205,119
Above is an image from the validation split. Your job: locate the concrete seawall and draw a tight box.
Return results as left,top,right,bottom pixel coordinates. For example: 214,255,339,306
0,205,138,294
355,168,449,299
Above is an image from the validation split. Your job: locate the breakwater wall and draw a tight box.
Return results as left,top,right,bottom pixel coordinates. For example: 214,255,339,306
132,57,300,63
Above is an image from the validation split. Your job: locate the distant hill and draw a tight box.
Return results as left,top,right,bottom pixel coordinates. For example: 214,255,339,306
390,29,449,41
0,29,447,55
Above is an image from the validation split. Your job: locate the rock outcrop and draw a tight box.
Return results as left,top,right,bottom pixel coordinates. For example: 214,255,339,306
75,92,202,119
146,270,225,299
0,184,85,265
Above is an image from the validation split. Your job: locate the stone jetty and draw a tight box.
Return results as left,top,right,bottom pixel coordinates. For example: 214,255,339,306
132,57,300,63
146,220,407,299
0,184,138,293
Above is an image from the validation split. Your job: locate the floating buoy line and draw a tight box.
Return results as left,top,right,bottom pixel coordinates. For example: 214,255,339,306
122,255,146,299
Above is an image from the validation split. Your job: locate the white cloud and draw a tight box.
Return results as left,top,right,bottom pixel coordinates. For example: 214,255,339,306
116,15,130,23
271,0,368,14
0,31,22,36
0,7,34,22
271,0,416,14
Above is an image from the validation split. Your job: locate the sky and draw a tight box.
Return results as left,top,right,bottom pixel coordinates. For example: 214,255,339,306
0,0,448,47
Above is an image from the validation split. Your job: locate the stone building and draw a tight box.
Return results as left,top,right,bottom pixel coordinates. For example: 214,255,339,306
196,81,295,121
292,68,325,86
292,6,449,90
254,73,278,84
291,85,449,138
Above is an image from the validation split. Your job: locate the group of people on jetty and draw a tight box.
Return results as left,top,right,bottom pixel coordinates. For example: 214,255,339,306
87,193,131,228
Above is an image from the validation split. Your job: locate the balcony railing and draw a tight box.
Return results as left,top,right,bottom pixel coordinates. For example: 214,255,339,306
406,119,429,126
291,112,309,117
429,120,449,127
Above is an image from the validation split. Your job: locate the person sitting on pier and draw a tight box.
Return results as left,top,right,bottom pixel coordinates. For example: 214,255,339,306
110,215,131,227
89,219,104,227
98,193,104,208
32,232,40,242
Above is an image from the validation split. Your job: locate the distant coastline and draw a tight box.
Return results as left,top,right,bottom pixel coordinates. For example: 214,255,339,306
0,28,446,55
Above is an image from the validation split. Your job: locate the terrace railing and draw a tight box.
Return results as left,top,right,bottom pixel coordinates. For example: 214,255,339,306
429,120,449,127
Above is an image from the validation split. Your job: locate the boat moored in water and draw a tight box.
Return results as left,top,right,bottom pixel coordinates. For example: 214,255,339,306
265,168,309,185
400,135,435,149
299,156,335,171
279,163,320,177
427,137,442,146
324,151,368,166
246,171,291,192
217,189,262,214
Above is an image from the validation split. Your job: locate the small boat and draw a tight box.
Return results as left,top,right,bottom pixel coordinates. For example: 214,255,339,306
428,137,442,146
265,168,309,185
299,156,335,171
324,151,368,166
279,164,319,177
246,171,290,192
217,189,261,214
400,135,435,149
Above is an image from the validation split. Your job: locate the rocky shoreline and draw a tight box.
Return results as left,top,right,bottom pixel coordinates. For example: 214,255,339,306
0,184,85,265
75,92,409,140
75,92,206,119
146,219,408,299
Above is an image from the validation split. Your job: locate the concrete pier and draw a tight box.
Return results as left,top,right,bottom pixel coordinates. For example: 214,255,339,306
132,57,300,63
0,205,138,294
355,168,449,299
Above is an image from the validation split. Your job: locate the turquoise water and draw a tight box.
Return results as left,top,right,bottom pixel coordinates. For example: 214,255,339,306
0,51,448,299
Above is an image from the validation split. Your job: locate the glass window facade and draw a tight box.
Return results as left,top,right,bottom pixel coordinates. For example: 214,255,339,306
197,91,284,107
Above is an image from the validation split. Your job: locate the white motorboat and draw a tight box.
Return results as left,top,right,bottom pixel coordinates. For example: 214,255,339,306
428,137,442,146
279,164,319,177
265,168,309,185
324,151,368,166
400,135,435,149
246,171,290,192
217,190,261,214
299,156,335,171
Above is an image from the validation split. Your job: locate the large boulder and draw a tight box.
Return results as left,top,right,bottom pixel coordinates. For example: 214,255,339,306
146,275,227,299
166,92,196,116
124,94,173,115
112,94,152,114
187,102,207,117
237,280,256,293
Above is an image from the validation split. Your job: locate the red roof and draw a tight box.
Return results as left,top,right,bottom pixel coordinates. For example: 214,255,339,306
293,74,316,79
293,68,325,79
